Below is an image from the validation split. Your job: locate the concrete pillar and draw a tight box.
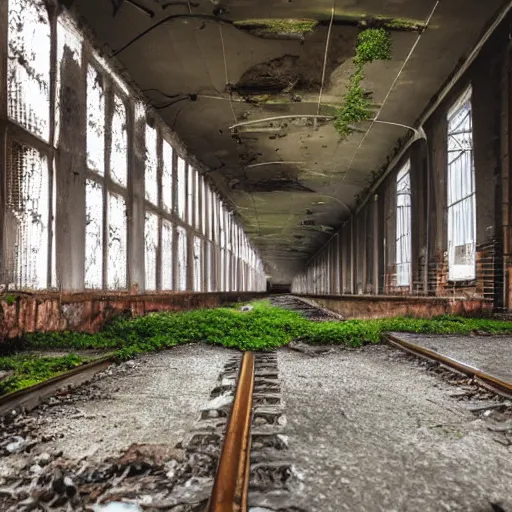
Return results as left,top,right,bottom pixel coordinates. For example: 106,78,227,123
55,46,87,291
128,103,146,292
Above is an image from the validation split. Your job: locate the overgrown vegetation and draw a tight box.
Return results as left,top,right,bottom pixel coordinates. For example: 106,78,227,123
3,301,512,395
334,28,392,138
17,301,512,360
0,354,92,395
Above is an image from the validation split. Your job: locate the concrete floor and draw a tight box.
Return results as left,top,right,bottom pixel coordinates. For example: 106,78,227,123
278,345,512,512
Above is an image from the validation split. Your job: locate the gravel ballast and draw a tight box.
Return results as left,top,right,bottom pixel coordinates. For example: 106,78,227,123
278,344,512,512
1,344,232,474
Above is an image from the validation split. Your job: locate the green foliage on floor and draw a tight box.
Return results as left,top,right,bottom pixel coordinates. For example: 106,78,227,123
17,301,512,364
0,354,91,395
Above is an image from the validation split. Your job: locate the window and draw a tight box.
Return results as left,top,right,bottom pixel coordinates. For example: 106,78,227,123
162,141,173,213
177,226,188,290
187,166,194,226
144,212,158,290
8,0,51,141
85,180,103,288
5,141,50,289
86,65,105,173
447,88,476,281
193,236,203,291
396,162,412,287
145,124,158,205
111,95,128,187
177,157,186,220
108,193,127,289
161,220,173,290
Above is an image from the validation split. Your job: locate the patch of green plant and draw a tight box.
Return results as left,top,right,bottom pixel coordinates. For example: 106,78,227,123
334,28,392,138
234,18,318,35
2,294,17,306
0,353,91,395
18,301,512,366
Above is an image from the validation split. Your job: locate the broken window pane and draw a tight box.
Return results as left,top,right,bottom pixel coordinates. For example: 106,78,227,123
177,226,188,291
396,162,412,287
447,88,476,280
55,16,82,145
108,193,127,289
7,0,50,141
145,211,158,291
162,141,173,213
4,141,49,289
85,179,103,288
177,157,186,220
145,124,158,205
193,236,202,292
111,95,128,187
86,65,105,174
162,220,173,290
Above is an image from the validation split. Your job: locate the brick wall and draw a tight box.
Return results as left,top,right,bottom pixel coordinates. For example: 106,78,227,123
0,291,266,340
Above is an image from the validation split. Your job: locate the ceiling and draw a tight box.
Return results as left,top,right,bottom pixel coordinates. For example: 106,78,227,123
71,0,507,283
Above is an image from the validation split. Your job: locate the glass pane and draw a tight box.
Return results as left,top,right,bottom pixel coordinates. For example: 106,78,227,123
145,211,158,290
111,95,128,187
193,236,202,292
8,0,50,141
86,65,105,174
85,180,103,288
187,166,194,226
162,141,173,213
108,193,127,289
162,220,173,290
145,124,158,205
177,157,186,220
4,141,49,289
177,226,188,291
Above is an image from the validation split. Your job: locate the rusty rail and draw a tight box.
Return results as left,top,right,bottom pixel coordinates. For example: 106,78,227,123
387,334,512,397
207,352,255,512
0,355,113,416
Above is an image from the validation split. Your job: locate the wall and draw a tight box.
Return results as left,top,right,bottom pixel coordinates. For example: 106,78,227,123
0,291,266,339
297,294,492,320
292,12,512,312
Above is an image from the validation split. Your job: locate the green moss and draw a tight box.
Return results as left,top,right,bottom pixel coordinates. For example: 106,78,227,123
0,353,92,395
234,18,318,35
334,28,392,138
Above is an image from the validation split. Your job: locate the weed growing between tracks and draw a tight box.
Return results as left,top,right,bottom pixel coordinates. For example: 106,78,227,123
3,302,512,394
17,300,512,361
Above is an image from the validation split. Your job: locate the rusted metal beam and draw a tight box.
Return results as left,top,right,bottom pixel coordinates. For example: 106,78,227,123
207,351,255,512
387,334,512,398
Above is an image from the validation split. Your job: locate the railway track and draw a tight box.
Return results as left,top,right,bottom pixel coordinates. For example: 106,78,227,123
1,296,510,510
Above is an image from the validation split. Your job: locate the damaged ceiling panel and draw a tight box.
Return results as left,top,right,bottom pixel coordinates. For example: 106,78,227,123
69,0,508,283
